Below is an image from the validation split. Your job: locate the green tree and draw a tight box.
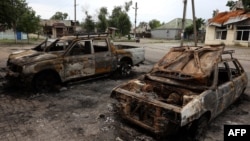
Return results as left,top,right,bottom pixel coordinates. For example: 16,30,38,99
138,22,147,28
226,1,237,10
124,0,133,12
97,7,108,32
109,1,132,36
0,0,28,42
185,25,194,39
196,18,205,30
226,0,250,11
83,11,95,33
243,0,250,11
149,19,161,29
185,18,205,39
50,12,68,20
212,9,219,17
17,8,41,43
117,12,131,35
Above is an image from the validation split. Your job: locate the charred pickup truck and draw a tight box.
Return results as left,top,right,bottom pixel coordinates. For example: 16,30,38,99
6,33,144,92
111,45,248,139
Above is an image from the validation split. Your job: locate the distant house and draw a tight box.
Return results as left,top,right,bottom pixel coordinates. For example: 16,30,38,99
205,1,250,47
151,18,193,39
40,19,80,38
135,24,151,38
0,20,79,40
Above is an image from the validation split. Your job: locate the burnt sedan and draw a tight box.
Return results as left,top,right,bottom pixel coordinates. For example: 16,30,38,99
111,45,248,140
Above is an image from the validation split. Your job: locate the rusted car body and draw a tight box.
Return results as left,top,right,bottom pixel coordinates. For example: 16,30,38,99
111,45,248,137
6,34,145,92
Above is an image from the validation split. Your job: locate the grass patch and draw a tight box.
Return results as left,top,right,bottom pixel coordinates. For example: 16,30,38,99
0,38,44,46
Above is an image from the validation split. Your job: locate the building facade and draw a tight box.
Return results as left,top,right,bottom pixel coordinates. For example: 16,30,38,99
40,20,76,38
151,18,193,39
205,1,250,47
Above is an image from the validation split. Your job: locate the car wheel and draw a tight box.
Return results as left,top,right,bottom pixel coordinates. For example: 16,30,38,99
189,115,209,141
33,72,60,93
119,61,131,77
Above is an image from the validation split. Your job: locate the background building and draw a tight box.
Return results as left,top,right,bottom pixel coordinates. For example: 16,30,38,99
151,18,193,39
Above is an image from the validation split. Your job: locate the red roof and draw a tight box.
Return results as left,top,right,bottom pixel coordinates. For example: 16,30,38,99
209,10,250,26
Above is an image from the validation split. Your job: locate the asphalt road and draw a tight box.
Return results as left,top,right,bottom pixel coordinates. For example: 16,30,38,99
0,40,249,141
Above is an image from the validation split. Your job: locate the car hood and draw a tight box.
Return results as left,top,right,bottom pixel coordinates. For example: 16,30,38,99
150,45,225,83
8,49,59,65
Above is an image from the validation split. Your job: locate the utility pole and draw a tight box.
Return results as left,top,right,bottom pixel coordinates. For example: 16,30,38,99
133,2,138,38
192,0,197,46
180,0,187,46
74,0,77,32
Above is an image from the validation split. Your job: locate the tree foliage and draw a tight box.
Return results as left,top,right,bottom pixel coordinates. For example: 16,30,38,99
149,19,161,29
185,25,194,38
0,0,27,29
185,18,205,38
17,8,41,42
97,7,108,32
226,1,237,10
108,2,132,36
117,12,131,35
226,0,250,11
50,12,68,20
138,22,147,28
124,1,133,12
243,0,250,11
83,12,95,33
0,0,40,42
81,1,133,36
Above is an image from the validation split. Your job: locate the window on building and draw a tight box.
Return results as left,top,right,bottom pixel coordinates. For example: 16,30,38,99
215,27,227,40
236,26,250,41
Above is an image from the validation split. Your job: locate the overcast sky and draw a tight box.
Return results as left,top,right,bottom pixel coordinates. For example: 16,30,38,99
26,0,231,24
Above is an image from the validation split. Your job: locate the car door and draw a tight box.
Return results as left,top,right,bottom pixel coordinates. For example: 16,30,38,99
93,38,113,74
228,60,246,100
63,40,95,81
215,61,235,115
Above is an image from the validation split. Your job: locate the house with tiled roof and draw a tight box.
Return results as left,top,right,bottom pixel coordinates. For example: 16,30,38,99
205,0,250,47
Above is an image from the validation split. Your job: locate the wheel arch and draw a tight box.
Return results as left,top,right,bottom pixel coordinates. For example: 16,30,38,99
200,111,212,122
32,69,62,83
120,57,133,66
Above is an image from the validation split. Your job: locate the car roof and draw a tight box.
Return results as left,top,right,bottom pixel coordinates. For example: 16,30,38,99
150,45,225,81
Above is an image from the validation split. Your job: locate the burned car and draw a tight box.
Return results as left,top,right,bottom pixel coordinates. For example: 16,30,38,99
6,33,145,92
111,45,248,139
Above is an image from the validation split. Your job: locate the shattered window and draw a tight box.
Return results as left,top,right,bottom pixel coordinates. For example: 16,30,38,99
236,26,250,41
93,39,108,52
69,41,91,55
49,40,69,51
215,27,227,40
218,62,230,85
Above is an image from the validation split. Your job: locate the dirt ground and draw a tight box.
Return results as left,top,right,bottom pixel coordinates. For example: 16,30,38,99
0,40,250,141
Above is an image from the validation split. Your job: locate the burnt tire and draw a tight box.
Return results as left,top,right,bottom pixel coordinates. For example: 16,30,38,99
33,72,60,93
189,115,209,141
119,61,132,77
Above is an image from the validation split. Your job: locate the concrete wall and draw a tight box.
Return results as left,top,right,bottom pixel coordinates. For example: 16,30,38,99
151,29,179,39
0,29,27,40
205,25,250,47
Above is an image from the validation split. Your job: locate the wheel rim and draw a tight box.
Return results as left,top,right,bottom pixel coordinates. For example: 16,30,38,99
120,62,131,77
